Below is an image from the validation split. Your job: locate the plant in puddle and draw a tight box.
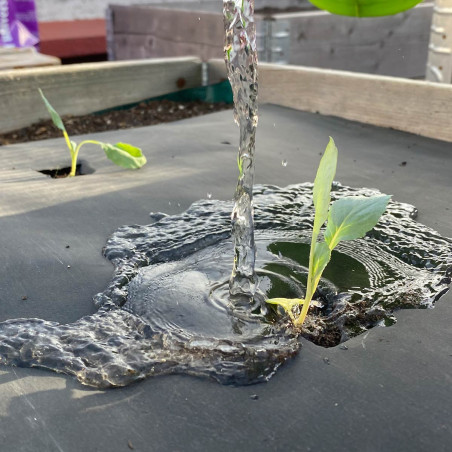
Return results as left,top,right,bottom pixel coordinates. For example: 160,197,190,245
39,89,147,177
266,138,390,326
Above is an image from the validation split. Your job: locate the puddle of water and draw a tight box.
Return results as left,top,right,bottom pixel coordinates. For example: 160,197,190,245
0,183,449,388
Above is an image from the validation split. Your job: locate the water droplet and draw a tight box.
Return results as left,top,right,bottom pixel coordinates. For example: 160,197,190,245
207,193,212,199
281,159,288,167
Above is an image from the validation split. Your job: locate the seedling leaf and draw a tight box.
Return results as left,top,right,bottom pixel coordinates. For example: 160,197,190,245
307,0,422,17
38,89,66,132
325,195,391,249
310,242,332,289
266,298,305,321
101,142,147,169
312,137,337,234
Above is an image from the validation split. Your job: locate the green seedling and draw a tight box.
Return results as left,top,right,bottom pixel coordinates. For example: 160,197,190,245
267,138,390,326
39,89,147,177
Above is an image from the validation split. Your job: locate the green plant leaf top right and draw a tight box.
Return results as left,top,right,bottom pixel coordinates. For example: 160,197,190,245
266,138,391,327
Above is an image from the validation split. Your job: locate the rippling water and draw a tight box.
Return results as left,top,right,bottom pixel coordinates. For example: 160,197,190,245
0,183,450,388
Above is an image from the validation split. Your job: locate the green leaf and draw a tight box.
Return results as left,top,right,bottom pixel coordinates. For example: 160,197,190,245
312,137,338,234
308,0,422,17
101,142,147,169
38,88,66,132
310,242,332,289
325,195,391,250
266,298,305,312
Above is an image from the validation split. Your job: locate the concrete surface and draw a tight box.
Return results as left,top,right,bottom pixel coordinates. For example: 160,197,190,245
0,104,451,451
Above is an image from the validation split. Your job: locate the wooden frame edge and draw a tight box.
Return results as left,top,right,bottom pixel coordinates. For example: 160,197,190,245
208,59,452,143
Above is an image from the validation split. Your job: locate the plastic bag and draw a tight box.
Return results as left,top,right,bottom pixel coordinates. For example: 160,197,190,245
0,0,39,48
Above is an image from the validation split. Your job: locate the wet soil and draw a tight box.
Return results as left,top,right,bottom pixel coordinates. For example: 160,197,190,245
0,99,232,146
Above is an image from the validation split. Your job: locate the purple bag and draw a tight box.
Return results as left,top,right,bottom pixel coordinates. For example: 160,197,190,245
0,0,39,48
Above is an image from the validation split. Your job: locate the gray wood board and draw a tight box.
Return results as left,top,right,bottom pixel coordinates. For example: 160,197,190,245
285,3,433,77
209,59,452,143
109,3,433,78
0,105,451,451
110,5,224,61
0,57,202,134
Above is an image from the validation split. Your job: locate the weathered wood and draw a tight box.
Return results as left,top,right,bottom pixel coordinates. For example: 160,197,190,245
0,57,202,134
109,2,433,78
0,47,60,70
283,2,433,78
208,59,452,143
109,5,224,61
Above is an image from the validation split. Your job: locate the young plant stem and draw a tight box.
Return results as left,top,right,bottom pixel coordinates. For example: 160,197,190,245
69,140,103,177
295,231,318,326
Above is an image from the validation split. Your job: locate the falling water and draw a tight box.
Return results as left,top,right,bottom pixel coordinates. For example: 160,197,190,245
223,0,259,298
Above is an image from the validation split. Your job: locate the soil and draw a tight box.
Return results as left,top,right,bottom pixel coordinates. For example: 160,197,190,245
0,99,232,147
256,6,314,15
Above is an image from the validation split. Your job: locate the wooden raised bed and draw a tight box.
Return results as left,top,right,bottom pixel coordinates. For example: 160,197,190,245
1,56,449,142
208,59,452,143
0,57,203,134
107,2,433,78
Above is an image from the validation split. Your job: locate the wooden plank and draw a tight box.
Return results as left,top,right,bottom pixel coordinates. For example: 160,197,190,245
208,59,452,143
112,32,223,62
0,48,60,70
280,2,433,78
0,57,202,134
110,6,224,61
109,3,432,78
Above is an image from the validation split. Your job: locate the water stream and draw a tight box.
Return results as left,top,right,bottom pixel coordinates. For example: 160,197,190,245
224,0,259,298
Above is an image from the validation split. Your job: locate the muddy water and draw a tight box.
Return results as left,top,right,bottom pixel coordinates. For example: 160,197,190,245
0,183,450,387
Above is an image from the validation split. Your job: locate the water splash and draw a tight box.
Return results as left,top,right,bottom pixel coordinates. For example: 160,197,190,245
224,0,259,298
0,183,450,387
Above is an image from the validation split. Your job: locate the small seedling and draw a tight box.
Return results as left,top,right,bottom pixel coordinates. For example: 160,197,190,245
266,138,390,327
38,89,146,177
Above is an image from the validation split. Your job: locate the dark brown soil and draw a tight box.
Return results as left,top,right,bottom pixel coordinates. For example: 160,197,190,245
256,6,314,15
0,99,232,146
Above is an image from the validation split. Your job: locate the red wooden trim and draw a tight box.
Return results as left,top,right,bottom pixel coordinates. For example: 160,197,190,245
39,19,106,58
